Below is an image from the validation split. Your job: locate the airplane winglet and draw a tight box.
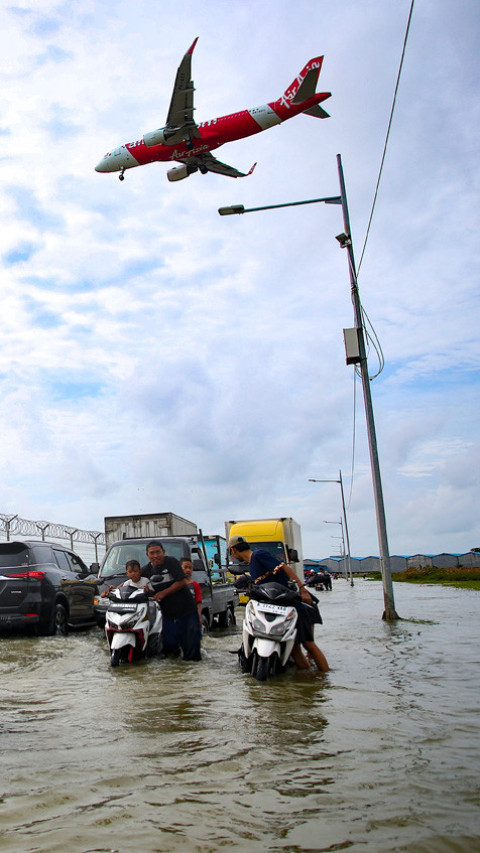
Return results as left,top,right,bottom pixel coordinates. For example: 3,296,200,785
188,37,199,55
248,162,257,176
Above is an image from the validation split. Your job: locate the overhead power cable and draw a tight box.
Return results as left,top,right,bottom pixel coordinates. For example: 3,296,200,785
357,0,415,276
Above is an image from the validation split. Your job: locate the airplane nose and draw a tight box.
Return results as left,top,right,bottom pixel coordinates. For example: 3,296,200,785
95,158,109,172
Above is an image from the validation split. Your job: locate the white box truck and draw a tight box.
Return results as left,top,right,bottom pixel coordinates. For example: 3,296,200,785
104,513,197,549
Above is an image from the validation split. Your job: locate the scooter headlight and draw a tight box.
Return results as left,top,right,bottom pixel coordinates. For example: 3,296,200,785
251,617,265,633
266,609,296,638
269,623,287,639
114,611,141,628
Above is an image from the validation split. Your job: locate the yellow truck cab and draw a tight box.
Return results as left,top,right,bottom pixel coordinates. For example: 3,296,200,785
225,517,304,601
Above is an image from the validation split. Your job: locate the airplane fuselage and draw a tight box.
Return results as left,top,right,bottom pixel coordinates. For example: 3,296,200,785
96,92,329,174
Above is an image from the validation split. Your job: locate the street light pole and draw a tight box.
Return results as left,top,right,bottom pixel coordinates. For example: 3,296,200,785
218,154,399,620
336,154,398,620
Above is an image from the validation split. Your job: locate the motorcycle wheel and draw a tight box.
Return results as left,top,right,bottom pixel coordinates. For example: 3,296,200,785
146,633,162,657
270,652,281,677
110,649,120,668
255,656,269,682
238,646,252,673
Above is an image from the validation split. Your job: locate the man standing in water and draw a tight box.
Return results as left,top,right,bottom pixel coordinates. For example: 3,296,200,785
228,535,329,672
142,540,201,661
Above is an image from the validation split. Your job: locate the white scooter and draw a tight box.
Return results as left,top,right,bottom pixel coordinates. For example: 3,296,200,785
237,580,300,681
105,585,163,667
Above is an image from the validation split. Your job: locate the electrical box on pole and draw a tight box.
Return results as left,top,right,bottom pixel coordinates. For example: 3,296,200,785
343,327,361,365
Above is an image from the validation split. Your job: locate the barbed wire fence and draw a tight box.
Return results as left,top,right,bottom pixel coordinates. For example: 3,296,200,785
0,512,106,567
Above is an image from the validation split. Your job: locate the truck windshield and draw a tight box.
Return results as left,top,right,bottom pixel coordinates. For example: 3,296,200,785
229,541,287,565
100,541,186,579
249,542,287,561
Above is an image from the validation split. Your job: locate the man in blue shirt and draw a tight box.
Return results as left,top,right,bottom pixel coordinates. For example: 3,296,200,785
229,535,329,672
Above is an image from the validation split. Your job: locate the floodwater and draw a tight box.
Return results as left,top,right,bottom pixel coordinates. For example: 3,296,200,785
1,581,479,853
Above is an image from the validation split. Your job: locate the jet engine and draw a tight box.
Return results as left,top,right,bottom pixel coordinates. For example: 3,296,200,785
167,164,198,182
143,126,178,147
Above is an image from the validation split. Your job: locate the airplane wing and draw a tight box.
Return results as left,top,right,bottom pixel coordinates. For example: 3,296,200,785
179,152,257,178
164,37,201,141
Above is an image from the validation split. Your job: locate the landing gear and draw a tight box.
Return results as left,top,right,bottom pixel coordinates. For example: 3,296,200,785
119,167,125,181
199,164,208,175
185,137,194,150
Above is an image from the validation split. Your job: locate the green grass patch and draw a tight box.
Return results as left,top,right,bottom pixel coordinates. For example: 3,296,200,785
365,567,480,590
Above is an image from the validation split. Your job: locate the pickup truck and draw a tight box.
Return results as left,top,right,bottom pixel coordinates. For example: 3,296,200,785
93,534,238,631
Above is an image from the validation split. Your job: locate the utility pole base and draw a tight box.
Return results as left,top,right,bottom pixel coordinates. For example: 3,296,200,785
382,609,401,621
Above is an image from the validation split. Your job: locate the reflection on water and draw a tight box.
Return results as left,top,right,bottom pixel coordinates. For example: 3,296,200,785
0,581,479,852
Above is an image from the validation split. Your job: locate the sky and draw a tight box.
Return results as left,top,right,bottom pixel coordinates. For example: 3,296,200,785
0,0,478,561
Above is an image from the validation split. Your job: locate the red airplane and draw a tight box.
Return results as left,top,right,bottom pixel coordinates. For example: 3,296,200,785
95,38,331,182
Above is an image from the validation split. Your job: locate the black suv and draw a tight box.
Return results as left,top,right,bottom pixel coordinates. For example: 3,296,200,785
0,540,98,635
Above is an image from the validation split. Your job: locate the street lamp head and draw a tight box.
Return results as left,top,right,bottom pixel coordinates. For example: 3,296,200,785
218,205,245,216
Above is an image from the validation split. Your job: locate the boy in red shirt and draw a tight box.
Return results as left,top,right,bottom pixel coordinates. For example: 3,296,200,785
181,557,203,628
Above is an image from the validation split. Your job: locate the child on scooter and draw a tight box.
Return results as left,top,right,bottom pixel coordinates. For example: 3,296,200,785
100,560,153,597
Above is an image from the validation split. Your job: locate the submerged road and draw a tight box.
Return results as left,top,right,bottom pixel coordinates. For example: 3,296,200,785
1,580,479,853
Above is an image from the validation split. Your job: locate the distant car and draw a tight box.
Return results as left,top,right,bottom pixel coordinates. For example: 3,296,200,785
0,540,98,635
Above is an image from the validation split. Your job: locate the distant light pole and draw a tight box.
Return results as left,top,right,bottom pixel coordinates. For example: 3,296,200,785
323,518,350,581
309,471,353,585
219,154,398,620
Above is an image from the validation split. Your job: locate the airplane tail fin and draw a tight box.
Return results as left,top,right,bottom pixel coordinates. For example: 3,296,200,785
275,55,331,118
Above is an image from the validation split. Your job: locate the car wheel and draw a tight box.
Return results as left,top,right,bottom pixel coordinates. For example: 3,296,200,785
201,614,210,635
54,603,68,636
218,607,235,628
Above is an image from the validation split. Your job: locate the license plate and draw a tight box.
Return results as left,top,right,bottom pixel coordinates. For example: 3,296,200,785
109,603,138,613
257,603,289,616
